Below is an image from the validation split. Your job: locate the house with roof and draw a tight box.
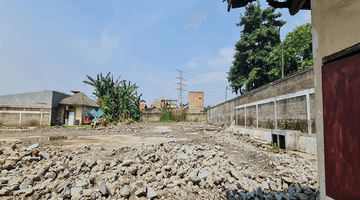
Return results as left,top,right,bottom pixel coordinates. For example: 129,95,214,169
0,90,70,126
57,91,99,125
0,90,99,126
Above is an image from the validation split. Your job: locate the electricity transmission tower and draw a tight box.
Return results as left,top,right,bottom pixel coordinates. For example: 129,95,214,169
176,70,187,108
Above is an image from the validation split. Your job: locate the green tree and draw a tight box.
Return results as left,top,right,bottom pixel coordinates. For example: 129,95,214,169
227,2,286,94
267,23,313,81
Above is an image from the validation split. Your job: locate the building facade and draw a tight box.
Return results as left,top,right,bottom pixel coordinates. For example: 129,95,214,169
0,91,70,126
188,91,204,114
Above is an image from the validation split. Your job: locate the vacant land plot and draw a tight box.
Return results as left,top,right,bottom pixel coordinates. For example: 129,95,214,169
0,122,318,199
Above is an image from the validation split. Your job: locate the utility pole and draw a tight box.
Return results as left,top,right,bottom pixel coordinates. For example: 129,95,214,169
225,86,229,101
282,42,284,78
176,70,187,108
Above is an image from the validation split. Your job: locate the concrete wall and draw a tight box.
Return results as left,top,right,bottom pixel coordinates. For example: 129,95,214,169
0,91,69,107
230,125,316,155
311,0,360,199
207,67,316,155
0,105,52,126
187,113,207,121
140,109,162,122
140,108,207,122
208,66,314,132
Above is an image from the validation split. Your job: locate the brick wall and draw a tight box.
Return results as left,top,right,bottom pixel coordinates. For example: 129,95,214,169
188,92,204,113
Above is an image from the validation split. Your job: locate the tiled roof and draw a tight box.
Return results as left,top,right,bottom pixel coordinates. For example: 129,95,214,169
59,92,99,108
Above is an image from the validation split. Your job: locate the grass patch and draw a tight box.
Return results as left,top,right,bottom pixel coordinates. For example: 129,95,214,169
59,125,91,128
148,120,178,123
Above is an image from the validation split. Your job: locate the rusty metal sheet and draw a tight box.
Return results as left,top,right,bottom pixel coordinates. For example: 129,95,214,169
322,53,360,199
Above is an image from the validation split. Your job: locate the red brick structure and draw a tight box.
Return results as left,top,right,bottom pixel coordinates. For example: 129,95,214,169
188,92,204,113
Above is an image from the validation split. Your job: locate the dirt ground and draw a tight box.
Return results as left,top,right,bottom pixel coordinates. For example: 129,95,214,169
0,122,317,174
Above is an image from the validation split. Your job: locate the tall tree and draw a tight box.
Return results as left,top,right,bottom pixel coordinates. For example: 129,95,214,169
267,23,313,81
227,2,286,94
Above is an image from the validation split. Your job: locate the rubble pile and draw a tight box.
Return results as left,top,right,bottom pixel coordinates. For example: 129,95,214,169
0,139,319,200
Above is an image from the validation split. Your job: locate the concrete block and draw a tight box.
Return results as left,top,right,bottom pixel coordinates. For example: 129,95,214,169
285,131,301,151
298,136,317,155
253,130,272,142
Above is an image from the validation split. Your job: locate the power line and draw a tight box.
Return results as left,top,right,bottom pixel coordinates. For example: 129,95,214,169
176,70,187,108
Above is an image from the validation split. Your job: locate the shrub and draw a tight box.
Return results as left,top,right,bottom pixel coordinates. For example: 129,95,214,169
161,110,172,121
185,115,189,121
193,117,199,122
111,121,117,125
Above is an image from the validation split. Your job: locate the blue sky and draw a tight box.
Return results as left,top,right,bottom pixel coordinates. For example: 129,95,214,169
0,0,311,107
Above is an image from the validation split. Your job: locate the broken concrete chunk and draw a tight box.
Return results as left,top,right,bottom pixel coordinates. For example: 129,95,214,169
120,186,129,197
71,187,83,195
147,187,157,199
122,159,135,166
99,182,107,195
26,143,39,151
178,154,188,159
198,171,209,179
189,174,201,185
20,179,31,190
83,189,93,197
228,177,235,184
39,152,50,160
0,177,11,184
22,156,40,162
262,181,269,190
282,176,294,184
7,156,20,161
134,187,146,197
44,171,57,180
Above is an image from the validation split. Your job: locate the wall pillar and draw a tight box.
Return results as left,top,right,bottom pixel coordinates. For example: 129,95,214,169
235,108,238,126
256,104,258,129
274,100,277,130
19,113,22,127
40,113,43,126
306,90,311,135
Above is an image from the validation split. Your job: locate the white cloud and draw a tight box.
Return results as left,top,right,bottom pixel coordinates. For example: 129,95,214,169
186,58,198,68
294,10,311,27
184,47,238,106
208,47,235,68
302,11,311,22
186,47,235,70
79,29,122,65
187,71,227,85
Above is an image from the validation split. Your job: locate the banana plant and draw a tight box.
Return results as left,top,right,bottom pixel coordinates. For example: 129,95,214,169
84,72,144,123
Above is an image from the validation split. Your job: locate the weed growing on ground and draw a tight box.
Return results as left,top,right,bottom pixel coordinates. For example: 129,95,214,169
267,142,279,150
148,120,177,123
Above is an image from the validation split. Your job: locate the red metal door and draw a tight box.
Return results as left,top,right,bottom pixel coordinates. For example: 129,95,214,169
322,53,360,199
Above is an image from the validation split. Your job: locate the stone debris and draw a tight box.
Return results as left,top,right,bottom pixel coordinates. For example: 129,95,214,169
0,122,319,199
